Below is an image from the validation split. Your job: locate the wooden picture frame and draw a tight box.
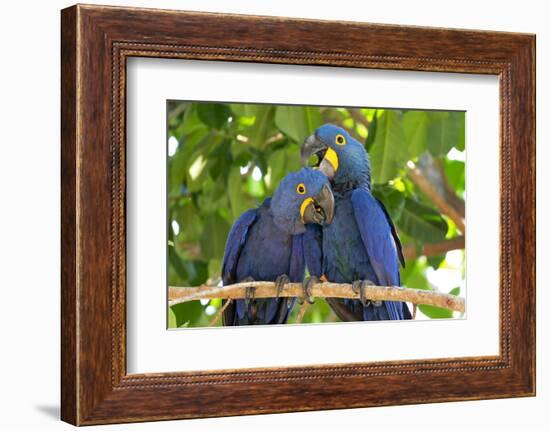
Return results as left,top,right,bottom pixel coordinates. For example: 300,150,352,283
61,4,535,425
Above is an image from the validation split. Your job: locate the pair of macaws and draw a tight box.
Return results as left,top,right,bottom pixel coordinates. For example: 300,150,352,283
221,124,411,325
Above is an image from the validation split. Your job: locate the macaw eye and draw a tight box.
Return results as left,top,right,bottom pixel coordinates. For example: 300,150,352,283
335,134,346,146
296,183,307,195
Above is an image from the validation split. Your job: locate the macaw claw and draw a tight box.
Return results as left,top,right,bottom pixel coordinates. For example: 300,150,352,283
241,276,257,319
275,274,290,298
242,276,256,301
352,279,378,307
301,276,318,304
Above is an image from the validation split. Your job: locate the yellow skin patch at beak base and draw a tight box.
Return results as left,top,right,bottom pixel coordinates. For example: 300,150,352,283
300,197,314,224
324,147,339,172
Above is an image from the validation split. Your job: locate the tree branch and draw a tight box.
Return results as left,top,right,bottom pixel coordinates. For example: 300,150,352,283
348,108,370,129
402,236,465,260
407,153,465,233
168,102,188,121
169,282,465,313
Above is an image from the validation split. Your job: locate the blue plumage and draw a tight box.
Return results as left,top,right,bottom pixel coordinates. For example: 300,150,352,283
222,168,334,325
302,124,411,321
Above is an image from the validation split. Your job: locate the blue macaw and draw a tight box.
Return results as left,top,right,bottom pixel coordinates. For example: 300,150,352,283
301,124,412,321
221,168,335,325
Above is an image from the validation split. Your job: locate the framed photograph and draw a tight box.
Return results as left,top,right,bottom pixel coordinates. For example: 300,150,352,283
61,4,535,425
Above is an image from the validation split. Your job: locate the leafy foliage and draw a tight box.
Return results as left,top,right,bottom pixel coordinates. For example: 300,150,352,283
167,102,465,327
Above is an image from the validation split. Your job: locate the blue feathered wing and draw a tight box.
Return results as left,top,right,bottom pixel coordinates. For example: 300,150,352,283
221,209,258,287
351,188,410,320
221,207,304,325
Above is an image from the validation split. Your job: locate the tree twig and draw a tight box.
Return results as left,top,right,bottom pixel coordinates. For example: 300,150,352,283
295,301,310,323
208,298,232,327
402,236,465,260
169,282,465,313
265,132,285,146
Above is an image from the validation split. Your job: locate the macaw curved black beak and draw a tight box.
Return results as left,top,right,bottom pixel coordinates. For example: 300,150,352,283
300,183,335,226
301,134,338,180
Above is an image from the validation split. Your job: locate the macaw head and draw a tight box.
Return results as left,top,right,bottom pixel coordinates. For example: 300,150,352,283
271,167,335,235
301,123,371,190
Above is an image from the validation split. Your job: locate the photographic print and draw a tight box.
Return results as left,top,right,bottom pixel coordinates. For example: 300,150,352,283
167,101,466,328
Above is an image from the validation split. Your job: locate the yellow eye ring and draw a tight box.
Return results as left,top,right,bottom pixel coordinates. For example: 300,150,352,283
296,183,307,195
335,134,346,146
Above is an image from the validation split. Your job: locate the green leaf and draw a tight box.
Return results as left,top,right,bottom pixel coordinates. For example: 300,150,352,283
186,156,209,192
444,159,465,197
371,185,406,222
175,201,203,243
206,139,232,182
369,110,407,184
168,307,178,328
185,133,225,192
168,237,209,285
200,213,231,260
246,174,266,197
196,103,231,129
284,144,303,172
427,254,445,269
247,106,275,148
455,114,466,151
197,184,228,214
228,167,249,218
232,149,253,167
230,103,257,117
168,245,188,280
170,301,205,327
427,111,465,156
208,258,222,279
398,198,448,242
401,258,430,291
274,106,322,143
402,110,429,158
449,286,461,296
266,148,286,192
188,261,209,286
364,111,378,151
418,303,453,319
168,126,208,194
265,145,302,192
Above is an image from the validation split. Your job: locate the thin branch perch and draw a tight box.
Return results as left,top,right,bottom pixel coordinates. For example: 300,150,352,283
169,282,465,313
